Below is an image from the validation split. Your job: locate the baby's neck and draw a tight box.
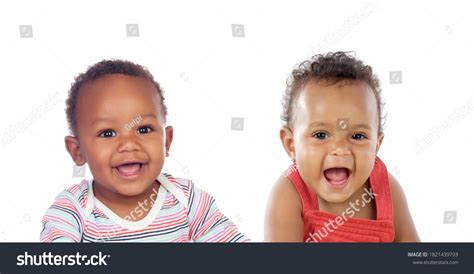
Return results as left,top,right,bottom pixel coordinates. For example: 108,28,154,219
93,180,160,221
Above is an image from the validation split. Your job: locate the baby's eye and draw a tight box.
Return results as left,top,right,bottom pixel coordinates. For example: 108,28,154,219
313,132,328,140
99,129,116,138
352,133,366,140
137,126,153,134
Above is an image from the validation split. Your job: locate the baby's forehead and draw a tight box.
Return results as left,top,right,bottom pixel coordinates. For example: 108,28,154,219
76,77,164,117
80,74,157,93
299,79,376,106
78,76,160,103
295,80,379,124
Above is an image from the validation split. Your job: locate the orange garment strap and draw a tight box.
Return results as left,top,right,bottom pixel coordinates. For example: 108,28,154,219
370,157,393,221
286,164,318,214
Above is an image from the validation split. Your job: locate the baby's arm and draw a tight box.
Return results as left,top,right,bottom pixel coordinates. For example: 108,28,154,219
40,191,83,242
187,182,249,242
389,173,420,242
264,175,304,242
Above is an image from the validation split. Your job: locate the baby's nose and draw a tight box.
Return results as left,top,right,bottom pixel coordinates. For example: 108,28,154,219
329,140,350,156
117,135,142,152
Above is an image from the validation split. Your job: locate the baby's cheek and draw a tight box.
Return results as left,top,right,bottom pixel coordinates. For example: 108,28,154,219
147,149,165,165
353,161,374,188
86,155,111,177
298,160,323,185
355,149,376,166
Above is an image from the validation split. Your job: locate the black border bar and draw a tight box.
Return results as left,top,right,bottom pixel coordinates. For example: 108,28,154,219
0,243,473,274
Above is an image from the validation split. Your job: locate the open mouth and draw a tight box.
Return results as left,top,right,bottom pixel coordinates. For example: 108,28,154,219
323,167,351,189
114,162,145,179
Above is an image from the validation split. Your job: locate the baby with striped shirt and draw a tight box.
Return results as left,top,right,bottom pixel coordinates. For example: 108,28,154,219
40,60,249,242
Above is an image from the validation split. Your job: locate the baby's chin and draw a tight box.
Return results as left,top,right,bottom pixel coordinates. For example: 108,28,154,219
317,189,354,205
101,178,158,198
315,178,357,204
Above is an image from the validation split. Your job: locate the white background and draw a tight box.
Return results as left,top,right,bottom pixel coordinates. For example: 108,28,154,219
0,0,473,242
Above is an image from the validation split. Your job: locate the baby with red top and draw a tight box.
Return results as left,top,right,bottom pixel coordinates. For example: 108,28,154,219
264,52,419,242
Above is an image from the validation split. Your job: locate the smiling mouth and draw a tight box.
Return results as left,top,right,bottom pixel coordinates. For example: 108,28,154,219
114,163,144,178
323,167,351,188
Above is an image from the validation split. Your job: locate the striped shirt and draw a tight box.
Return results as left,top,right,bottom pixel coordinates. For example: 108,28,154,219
41,173,249,242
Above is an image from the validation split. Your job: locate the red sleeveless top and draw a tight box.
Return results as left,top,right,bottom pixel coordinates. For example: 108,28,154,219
287,157,395,242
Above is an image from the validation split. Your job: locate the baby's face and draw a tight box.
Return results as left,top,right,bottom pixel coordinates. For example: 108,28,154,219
288,79,383,204
73,74,171,197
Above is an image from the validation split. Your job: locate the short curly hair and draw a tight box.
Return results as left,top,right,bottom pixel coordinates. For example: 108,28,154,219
281,51,385,132
66,59,167,136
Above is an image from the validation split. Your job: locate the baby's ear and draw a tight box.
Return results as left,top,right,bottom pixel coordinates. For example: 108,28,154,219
64,136,86,165
164,126,174,157
375,132,384,155
280,127,295,160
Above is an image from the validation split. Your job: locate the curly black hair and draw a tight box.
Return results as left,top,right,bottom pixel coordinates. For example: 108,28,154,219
66,59,167,136
281,51,385,132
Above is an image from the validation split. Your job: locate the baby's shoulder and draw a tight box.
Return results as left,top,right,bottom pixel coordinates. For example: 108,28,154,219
54,179,91,211
386,172,405,206
160,173,218,208
268,173,302,212
160,173,196,208
65,179,90,196
162,173,191,191
161,173,192,193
